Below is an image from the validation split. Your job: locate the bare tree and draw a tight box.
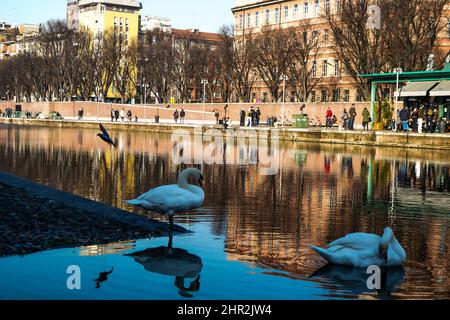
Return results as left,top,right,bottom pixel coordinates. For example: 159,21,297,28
287,22,323,102
216,25,234,103
325,0,448,100
232,31,256,102
382,0,448,71
172,33,207,102
139,29,174,103
253,26,296,102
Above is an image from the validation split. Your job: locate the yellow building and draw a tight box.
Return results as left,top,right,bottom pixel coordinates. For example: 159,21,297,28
77,0,141,101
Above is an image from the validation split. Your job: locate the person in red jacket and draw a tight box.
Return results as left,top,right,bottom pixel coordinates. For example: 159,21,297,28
326,107,333,128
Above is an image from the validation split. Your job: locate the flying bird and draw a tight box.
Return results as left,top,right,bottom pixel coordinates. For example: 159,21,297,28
97,124,117,148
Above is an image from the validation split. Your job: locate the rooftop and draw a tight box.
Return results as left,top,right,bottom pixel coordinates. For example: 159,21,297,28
172,29,222,43
232,0,282,12
78,0,141,9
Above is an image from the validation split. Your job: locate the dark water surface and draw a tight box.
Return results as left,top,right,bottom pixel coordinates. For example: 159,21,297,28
0,124,449,300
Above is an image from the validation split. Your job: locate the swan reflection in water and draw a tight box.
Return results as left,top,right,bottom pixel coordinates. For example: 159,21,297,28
126,236,203,298
311,264,405,299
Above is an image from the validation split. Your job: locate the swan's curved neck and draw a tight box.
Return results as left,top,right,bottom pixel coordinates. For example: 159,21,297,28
178,169,195,189
380,228,394,246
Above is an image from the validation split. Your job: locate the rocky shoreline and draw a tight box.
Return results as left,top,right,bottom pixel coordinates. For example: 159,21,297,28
0,173,186,257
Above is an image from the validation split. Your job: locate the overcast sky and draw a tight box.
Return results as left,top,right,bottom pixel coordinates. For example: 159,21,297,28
0,0,234,33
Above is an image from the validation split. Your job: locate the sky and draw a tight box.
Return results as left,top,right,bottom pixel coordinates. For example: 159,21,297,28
0,0,234,33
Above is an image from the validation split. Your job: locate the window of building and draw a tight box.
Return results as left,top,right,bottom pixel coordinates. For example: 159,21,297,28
324,29,329,44
255,12,259,27
314,0,319,17
344,90,350,102
312,60,317,78
311,91,316,102
448,18,450,37
336,0,342,13
100,4,106,13
247,13,251,28
322,60,328,77
356,89,365,102
120,17,123,26
332,89,340,102
284,6,289,20
294,4,299,18
325,0,331,15
290,91,296,102
239,14,244,29
334,59,340,76
321,90,328,102
304,2,309,18
275,8,280,23
263,92,268,102
265,9,270,24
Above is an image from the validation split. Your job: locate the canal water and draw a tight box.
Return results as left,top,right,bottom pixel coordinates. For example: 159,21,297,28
0,124,449,300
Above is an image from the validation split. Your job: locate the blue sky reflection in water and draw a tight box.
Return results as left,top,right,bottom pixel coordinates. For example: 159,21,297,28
0,124,449,300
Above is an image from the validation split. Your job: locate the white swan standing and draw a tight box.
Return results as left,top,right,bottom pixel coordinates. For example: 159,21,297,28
126,168,205,229
310,227,406,267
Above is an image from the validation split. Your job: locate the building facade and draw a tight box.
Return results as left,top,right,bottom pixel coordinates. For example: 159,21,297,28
0,23,40,60
67,0,80,30
231,0,450,104
74,0,142,101
141,15,172,32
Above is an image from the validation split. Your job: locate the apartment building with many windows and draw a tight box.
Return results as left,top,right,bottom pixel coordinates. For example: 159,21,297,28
232,0,450,104
73,0,142,100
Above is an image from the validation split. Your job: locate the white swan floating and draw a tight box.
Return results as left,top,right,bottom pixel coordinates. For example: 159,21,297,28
126,168,205,229
310,227,406,267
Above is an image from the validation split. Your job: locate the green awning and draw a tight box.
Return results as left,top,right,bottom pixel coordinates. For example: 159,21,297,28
429,80,450,96
394,81,439,98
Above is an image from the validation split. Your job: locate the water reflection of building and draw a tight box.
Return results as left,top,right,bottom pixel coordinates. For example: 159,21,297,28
79,241,135,256
0,125,449,297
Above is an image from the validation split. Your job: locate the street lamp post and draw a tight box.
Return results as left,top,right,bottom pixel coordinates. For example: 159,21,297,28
281,74,287,127
143,77,147,105
394,67,402,110
201,79,208,126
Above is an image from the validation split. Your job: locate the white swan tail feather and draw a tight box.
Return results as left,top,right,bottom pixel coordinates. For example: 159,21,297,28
310,245,333,263
126,199,144,206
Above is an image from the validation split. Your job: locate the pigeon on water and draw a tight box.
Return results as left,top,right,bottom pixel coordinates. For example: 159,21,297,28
97,124,117,148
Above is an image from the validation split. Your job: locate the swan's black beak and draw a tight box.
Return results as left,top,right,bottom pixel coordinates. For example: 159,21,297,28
198,175,204,188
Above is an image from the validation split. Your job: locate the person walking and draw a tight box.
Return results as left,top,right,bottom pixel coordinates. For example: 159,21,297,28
120,109,125,122
362,107,371,131
240,108,246,127
341,109,349,130
180,109,186,124
114,109,120,122
127,110,132,122
111,109,115,122
215,110,220,124
411,108,419,132
399,105,410,132
326,107,333,128
418,106,424,134
255,107,261,127
250,106,256,127
349,104,357,130
173,109,179,123
246,108,252,127
395,109,401,132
